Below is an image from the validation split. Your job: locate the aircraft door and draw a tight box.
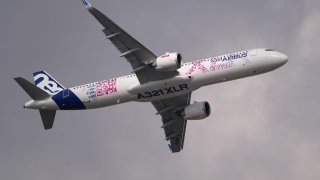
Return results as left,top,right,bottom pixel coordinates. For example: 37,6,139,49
82,86,91,104
63,89,69,98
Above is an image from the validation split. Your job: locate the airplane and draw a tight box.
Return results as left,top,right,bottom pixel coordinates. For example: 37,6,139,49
14,0,288,153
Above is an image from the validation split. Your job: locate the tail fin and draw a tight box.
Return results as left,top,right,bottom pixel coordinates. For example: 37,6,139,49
39,110,56,129
14,77,50,100
33,71,65,95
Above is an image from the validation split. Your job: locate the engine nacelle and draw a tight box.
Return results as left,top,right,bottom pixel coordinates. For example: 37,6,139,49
183,101,211,120
154,52,182,71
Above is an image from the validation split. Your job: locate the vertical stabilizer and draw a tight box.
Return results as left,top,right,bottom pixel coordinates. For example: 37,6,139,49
39,110,56,130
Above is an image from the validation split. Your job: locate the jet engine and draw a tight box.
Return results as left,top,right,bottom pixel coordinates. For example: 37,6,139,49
153,52,182,71
182,101,211,120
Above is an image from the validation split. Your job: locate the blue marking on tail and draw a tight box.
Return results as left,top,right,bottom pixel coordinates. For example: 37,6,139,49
33,71,65,95
82,0,92,8
168,144,172,152
52,89,86,110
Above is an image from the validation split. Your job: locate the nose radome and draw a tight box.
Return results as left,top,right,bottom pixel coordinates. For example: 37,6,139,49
278,52,288,65
271,52,288,67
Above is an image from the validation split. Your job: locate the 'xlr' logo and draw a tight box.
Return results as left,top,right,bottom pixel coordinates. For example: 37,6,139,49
138,84,189,99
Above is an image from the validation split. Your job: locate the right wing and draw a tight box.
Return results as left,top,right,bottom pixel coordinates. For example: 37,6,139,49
152,93,191,153
82,0,178,83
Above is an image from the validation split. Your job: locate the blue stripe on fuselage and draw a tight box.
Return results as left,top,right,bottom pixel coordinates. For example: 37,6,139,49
52,89,86,110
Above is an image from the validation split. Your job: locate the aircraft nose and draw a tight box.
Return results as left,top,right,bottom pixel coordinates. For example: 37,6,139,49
277,52,288,65
270,51,288,67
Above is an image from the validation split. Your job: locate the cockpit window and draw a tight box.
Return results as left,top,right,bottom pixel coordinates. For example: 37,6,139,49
265,49,274,51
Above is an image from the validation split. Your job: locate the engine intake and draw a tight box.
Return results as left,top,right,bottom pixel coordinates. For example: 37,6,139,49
154,52,182,71
182,101,211,120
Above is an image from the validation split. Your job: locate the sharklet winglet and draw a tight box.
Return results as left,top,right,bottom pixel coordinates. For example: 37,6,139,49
82,0,92,9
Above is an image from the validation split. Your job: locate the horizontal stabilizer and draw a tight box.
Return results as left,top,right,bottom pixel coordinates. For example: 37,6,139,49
39,110,56,130
14,77,50,100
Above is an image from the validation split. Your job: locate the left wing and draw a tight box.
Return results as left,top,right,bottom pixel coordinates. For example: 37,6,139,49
82,0,177,83
152,93,191,153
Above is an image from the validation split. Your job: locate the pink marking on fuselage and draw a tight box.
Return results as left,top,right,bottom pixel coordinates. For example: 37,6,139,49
96,78,117,96
185,60,209,75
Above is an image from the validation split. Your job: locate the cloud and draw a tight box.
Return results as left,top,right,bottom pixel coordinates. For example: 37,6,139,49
295,5,320,59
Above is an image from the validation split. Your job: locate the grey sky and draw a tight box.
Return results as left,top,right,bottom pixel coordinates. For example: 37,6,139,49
1,0,320,179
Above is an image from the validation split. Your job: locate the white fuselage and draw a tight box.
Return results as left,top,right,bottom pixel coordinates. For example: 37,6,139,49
24,49,288,110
